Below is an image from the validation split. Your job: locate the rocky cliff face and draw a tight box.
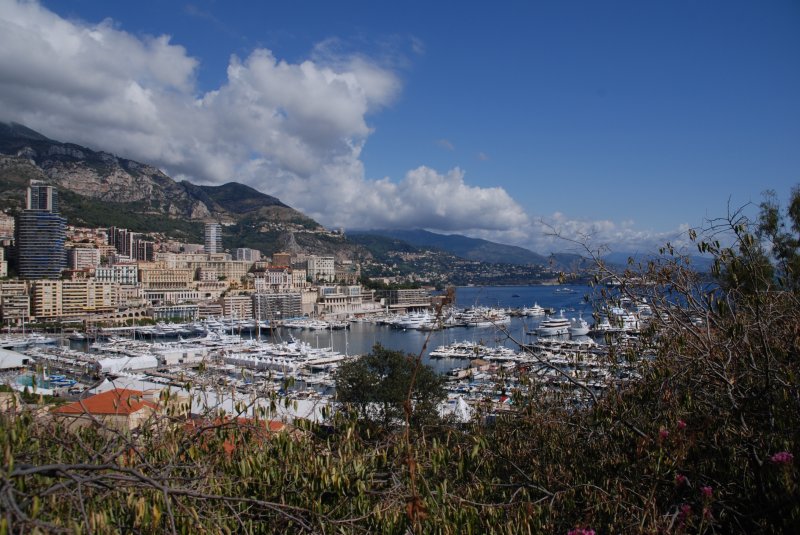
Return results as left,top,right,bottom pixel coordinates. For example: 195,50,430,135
0,122,315,228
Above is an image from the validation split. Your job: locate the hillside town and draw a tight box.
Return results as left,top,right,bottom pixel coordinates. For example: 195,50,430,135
0,180,439,331
0,179,645,415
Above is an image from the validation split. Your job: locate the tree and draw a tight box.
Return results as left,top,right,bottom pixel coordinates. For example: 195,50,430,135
334,344,445,431
715,186,800,295
758,187,800,289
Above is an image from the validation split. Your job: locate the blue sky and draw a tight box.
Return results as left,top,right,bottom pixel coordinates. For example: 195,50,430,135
1,0,798,252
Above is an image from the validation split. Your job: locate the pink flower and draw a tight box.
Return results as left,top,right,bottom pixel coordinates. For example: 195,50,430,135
659,428,670,441
675,473,687,486
677,420,687,430
700,486,713,499
770,451,794,465
567,530,595,535
678,503,692,523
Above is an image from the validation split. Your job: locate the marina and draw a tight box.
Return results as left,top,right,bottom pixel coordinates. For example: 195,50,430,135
2,285,655,420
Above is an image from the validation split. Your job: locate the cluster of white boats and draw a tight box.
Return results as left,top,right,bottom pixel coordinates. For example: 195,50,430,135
16,328,647,409
431,336,645,405
376,306,514,331
0,332,60,348
4,297,661,413
17,330,351,397
528,298,655,337
87,318,272,340
281,318,350,330
377,299,651,339
76,317,351,342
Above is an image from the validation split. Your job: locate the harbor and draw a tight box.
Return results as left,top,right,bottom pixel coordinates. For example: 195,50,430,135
2,285,655,421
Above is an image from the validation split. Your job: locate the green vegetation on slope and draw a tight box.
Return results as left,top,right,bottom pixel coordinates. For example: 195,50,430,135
59,190,203,241
352,228,549,265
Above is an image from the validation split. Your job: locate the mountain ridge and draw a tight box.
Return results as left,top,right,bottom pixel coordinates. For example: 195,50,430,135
348,228,588,270
0,122,312,226
0,122,330,251
0,123,584,271
349,228,547,265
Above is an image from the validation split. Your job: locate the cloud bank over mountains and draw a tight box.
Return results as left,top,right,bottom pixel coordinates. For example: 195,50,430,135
0,0,682,252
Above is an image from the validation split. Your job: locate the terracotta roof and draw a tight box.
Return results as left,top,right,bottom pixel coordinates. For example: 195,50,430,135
52,388,157,416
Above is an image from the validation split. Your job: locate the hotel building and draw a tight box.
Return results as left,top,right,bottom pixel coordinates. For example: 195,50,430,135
15,181,67,279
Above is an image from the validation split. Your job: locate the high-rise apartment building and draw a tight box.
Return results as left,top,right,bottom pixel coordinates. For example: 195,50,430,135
235,247,261,262
221,295,254,319
30,279,118,319
0,281,29,325
134,240,154,262
252,292,302,320
14,181,67,279
307,255,335,282
204,223,222,254
27,181,58,211
68,247,101,270
108,227,134,257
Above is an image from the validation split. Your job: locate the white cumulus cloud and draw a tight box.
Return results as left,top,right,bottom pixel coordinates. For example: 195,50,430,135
460,212,693,256
0,0,529,238
338,166,530,231
0,0,683,253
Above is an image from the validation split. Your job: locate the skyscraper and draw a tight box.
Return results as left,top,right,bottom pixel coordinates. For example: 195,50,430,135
27,181,59,211
14,181,67,279
204,222,222,254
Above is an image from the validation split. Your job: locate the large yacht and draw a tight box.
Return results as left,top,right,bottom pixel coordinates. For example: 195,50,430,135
609,306,640,332
536,310,571,336
568,314,591,337
522,303,546,317
459,307,511,328
393,311,433,330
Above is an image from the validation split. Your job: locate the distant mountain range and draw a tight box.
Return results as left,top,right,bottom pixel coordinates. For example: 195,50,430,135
348,229,589,270
0,122,314,228
0,122,591,269
0,122,354,255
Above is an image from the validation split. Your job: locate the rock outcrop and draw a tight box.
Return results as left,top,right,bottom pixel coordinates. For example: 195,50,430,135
0,122,317,228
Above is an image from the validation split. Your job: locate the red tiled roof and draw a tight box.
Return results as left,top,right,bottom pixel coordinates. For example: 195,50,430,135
52,388,157,416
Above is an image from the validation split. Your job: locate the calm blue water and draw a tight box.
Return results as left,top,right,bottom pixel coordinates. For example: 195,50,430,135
273,284,594,373
454,284,591,310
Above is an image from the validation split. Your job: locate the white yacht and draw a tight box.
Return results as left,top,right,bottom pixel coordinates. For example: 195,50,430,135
591,316,614,333
536,310,571,336
633,298,653,318
568,314,590,337
67,331,87,341
460,307,511,328
609,306,640,332
523,303,546,317
394,311,433,330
